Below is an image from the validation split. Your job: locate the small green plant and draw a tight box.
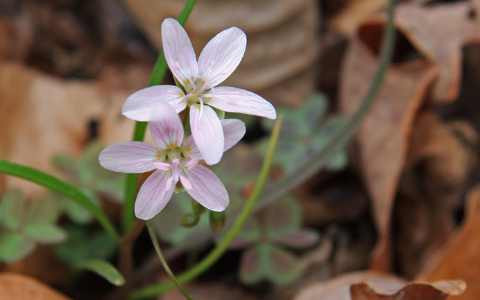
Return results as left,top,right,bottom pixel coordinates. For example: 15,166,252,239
261,93,348,173
228,197,319,285
51,140,125,224
0,189,65,263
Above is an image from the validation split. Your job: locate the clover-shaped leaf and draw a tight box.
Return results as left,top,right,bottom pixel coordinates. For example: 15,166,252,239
229,217,262,249
0,189,25,230
0,190,66,264
240,243,301,286
265,197,302,240
0,233,34,264
231,197,319,286
212,144,263,195
260,92,349,173
51,140,125,223
153,192,210,245
55,226,116,266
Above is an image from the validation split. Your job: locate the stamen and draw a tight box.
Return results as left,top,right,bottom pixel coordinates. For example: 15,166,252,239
184,158,199,170
154,162,170,171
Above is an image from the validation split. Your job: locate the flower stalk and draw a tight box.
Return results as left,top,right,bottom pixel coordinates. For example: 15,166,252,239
146,221,195,300
130,115,283,299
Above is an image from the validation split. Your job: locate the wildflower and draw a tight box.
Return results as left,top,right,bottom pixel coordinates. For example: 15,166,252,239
99,103,245,220
122,18,276,165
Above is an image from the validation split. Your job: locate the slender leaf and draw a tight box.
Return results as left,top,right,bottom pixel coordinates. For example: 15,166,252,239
80,259,125,286
0,159,119,241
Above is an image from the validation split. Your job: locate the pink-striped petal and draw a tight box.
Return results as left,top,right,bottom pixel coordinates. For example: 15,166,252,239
198,27,246,87
220,119,245,152
162,18,198,87
209,87,276,119
190,105,224,165
122,85,186,121
99,142,159,173
135,170,175,220
183,119,243,159
183,136,202,159
181,165,228,211
150,102,184,149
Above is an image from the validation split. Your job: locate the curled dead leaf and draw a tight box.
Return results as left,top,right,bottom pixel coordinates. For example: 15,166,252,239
339,16,437,271
418,186,480,300
293,271,407,300
351,280,466,300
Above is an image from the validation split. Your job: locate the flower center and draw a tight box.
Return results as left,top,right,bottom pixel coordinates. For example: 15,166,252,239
182,77,214,107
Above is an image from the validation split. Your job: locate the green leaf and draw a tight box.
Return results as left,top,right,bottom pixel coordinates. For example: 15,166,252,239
300,93,328,130
267,245,301,285
80,259,125,286
51,154,78,179
326,151,348,171
0,159,119,241
265,197,301,241
23,223,66,244
229,217,261,249
25,194,59,224
0,233,35,264
55,226,116,266
240,243,300,286
60,199,94,224
153,193,209,245
0,189,25,230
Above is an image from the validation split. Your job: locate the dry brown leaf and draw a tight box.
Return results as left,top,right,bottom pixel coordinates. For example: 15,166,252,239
0,246,68,285
293,271,407,300
160,282,251,300
395,1,480,101
351,280,466,300
0,273,71,300
417,186,480,300
329,0,387,36
0,62,149,196
394,113,477,277
339,18,437,271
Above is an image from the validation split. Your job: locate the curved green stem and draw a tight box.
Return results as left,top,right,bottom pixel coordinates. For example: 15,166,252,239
122,0,198,232
0,159,119,242
146,221,195,300
130,115,283,299
256,0,396,211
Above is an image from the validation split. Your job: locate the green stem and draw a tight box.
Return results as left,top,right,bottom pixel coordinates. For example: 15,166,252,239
130,0,397,295
130,115,283,299
146,221,195,300
122,0,198,232
256,0,396,211
0,159,119,242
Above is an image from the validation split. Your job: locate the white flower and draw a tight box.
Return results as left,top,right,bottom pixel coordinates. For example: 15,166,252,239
99,103,246,220
122,18,276,165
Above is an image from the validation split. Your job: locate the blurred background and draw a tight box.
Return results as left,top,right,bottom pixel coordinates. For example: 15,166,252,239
2,0,480,299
